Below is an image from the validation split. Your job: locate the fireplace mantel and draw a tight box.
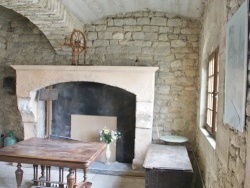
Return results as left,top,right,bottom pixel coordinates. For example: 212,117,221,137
11,65,158,169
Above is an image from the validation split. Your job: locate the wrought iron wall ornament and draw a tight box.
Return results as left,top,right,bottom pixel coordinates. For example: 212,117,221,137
64,29,87,65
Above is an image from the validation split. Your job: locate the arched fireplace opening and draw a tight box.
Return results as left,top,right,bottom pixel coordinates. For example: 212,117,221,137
51,81,136,163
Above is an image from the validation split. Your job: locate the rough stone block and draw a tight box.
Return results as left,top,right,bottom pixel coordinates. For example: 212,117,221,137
137,54,154,61
113,32,124,39
142,47,154,54
107,46,122,54
137,17,150,25
159,27,173,33
133,12,143,17
187,21,200,28
167,18,183,27
181,28,200,34
95,25,107,31
0,43,5,50
185,70,196,77
151,17,167,26
168,34,178,39
159,34,168,41
187,35,198,42
124,18,136,25
128,46,141,54
95,19,107,25
133,32,145,40
179,35,186,40
145,32,158,40
173,119,185,131
171,60,182,67
95,47,107,55
174,28,181,34
134,41,152,47
124,26,142,31
157,85,171,94
98,32,112,39
88,32,97,40
192,42,199,47
107,27,123,32
153,47,170,55
171,40,186,47
152,42,170,47
142,26,159,32
93,40,109,47
110,40,119,45
124,32,132,40
114,19,124,26
188,53,199,59
107,19,114,26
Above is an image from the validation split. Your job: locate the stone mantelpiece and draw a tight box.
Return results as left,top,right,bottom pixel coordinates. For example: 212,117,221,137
11,65,158,169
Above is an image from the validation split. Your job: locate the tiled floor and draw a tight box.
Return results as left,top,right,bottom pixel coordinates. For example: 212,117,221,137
0,162,145,188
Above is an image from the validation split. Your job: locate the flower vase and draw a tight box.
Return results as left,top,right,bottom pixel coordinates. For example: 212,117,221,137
105,144,111,164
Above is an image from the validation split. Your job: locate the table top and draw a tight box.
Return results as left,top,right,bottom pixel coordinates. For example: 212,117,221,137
143,144,193,171
0,137,106,168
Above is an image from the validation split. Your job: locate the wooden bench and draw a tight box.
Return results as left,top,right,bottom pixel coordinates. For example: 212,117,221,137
143,144,193,188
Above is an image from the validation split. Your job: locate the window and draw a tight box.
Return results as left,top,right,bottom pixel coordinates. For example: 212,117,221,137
206,48,219,138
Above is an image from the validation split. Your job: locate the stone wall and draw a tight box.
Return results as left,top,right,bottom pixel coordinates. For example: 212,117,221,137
0,8,200,150
85,12,200,147
0,7,58,140
197,0,248,187
0,6,8,138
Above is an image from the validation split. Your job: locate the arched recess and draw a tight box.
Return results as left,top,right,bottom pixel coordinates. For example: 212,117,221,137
52,81,136,163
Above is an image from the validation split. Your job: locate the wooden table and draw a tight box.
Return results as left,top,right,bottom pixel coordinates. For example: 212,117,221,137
0,137,106,188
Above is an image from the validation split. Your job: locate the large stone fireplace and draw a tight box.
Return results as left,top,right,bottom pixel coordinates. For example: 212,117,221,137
12,65,158,169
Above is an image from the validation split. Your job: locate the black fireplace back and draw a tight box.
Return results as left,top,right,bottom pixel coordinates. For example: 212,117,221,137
51,82,136,163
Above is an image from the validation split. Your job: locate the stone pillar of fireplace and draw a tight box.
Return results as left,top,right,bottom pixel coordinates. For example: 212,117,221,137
12,65,158,169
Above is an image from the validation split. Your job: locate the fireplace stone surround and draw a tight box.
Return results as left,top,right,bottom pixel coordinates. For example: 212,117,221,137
11,65,158,169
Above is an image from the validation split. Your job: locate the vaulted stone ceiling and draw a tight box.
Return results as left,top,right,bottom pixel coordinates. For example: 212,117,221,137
0,0,205,54
62,0,206,23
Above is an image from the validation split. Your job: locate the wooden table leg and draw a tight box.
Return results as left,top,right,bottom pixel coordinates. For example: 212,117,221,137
67,168,75,188
83,168,87,181
46,166,51,187
15,163,23,188
39,165,45,186
59,167,64,188
33,165,38,186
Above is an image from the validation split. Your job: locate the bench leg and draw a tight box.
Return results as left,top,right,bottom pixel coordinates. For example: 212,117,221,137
15,163,23,188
